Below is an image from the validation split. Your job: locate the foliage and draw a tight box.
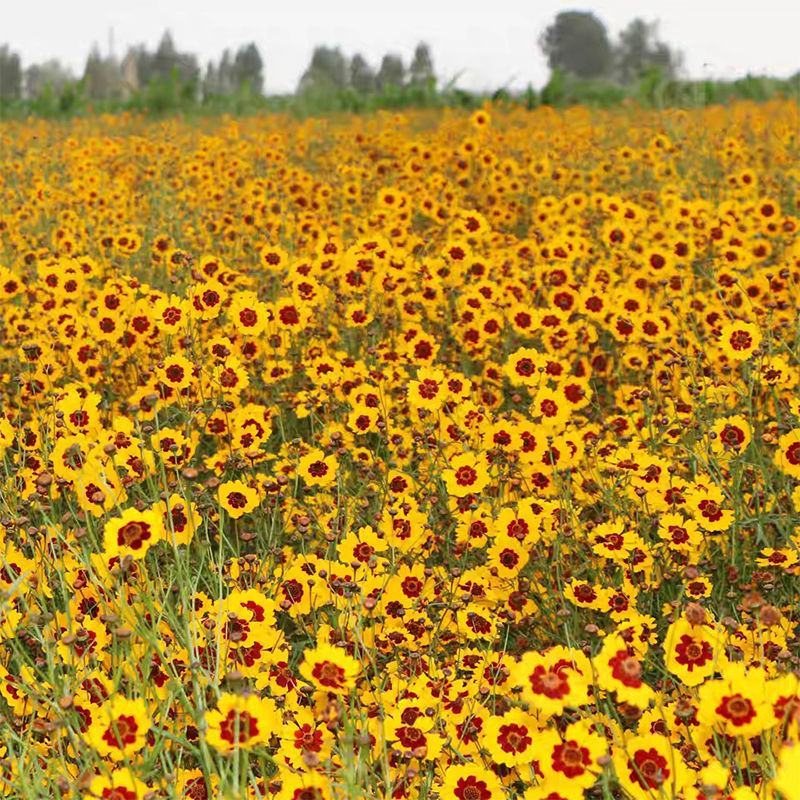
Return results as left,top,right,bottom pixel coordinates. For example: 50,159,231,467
349,54,376,94
614,18,681,84
203,43,264,98
376,54,405,91
409,42,435,87
0,45,22,100
136,30,200,89
539,10,613,79
83,45,124,102
298,46,350,94
232,43,264,96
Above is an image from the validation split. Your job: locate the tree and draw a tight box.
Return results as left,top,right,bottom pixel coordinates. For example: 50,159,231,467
83,44,122,101
376,54,405,91
298,46,349,93
232,43,264,94
24,60,73,99
0,45,22,100
137,31,199,88
539,11,612,79
349,54,375,94
409,42,434,87
217,50,235,94
614,19,681,84
151,31,178,82
203,61,220,97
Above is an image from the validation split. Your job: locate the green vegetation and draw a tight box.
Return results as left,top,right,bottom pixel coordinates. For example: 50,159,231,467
0,70,797,120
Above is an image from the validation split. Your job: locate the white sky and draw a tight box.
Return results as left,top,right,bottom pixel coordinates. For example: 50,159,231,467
5,0,800,93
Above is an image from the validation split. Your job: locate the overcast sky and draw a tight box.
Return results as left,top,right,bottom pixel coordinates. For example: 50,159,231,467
5,0,800,93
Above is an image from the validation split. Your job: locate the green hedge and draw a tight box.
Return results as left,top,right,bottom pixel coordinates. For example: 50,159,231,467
1,69,798,119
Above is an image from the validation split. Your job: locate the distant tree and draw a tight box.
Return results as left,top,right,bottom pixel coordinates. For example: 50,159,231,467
137,31,199,89
83,44,122,101
0,46,22,100
409,42,434,87
218,50,235,93
539,11,612,79
203,61,219,96
298,46,349,93
376,54,405,90
349,54,376,93
232,43,264,94
614,19,681,84
24,60,73,99
151,31,178,81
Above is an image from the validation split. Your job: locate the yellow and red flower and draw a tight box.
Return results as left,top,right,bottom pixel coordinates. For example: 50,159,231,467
299,642,361,694
204,692,281,753
86,697,150,761
481,707,541,767
443,451,491,497
218,480,260,518
103,507,165,560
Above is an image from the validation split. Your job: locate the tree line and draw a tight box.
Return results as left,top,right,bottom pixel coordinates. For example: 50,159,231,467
0,33,263,104
0,32,434,106
540,12,681,83
0,13,678,104
0,12,795,115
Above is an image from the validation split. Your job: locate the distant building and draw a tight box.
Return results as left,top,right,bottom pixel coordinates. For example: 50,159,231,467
121,51,140,96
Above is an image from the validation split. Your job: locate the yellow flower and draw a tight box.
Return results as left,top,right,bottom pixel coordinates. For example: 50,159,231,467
441,764,503,800
276,771,330,800
709,414,752,456
594,633,654,708
442,451,491,497
408,366,447,411
538,719,607,791
86,696,150,761
74,459,128,518
299,642,360,694
337,526,386,568
513,646,591,717
298,448,339,488
697,662,772,737
774,742,800,800
158,353,194,391
85,770,149,799
204,692,281,753
160,492,199,546
470,109,491,129
229,290,270,336
103,506,165,560
664,616,727,687
481,707,541,767
775,428,800,478
719,320,762,360
686,482,734,532
487,535,529,578
531,386,571,428
218,480,260,518
613,734,692,800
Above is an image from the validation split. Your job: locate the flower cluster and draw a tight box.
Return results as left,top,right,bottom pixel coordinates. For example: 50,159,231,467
0,102,799,799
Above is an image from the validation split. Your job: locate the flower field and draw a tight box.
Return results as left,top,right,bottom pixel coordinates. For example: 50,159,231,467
1,101,800,799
